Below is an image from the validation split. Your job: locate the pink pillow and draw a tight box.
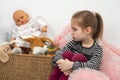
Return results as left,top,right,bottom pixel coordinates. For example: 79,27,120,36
100,40,120,80
69,68,110,80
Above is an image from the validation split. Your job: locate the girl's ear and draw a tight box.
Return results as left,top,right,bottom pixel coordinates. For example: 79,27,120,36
85,26,92,34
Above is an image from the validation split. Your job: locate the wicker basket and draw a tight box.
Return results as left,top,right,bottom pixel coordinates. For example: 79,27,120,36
0,54,54,80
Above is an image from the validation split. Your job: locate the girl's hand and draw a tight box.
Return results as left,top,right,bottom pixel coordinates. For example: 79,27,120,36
57,59,74,71
63,70,72,76
56,59,65,65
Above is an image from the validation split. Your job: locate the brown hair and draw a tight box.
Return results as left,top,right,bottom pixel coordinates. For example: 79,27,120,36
71,10,103,41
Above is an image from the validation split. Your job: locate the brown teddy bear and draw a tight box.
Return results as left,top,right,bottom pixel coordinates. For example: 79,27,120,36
11,10,48,54
22,36,58,55
0,42,12,63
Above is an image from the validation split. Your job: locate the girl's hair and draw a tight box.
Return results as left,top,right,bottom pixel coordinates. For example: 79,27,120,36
71,10,103,41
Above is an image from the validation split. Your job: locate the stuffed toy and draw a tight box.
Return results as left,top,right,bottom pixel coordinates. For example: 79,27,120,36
0,42,12,63
22,36,58,55
11,10,48,54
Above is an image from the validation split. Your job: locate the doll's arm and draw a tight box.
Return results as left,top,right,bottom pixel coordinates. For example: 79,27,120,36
11,28,17,48
41,26,47,32
37,16,48,32
11,37,16,41
10,37,17,48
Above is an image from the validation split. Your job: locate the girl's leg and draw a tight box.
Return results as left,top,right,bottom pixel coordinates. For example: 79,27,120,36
48,67,62,80
48,51,74,80
58,51,74,80
62,51,74,60
71,53,87,62
59,53,87,80
59,74,69,80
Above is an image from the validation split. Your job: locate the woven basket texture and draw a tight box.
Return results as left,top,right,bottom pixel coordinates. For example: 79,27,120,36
0,54,53,80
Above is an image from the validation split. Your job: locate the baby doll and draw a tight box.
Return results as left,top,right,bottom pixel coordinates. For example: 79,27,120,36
11,10,48,54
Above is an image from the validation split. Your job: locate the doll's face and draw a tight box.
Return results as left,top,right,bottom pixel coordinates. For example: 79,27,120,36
13,10,29,26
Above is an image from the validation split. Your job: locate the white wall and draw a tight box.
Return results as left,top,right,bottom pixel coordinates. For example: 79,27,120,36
0,0,120,47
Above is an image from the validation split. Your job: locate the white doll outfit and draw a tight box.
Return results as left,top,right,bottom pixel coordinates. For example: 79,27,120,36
11,16,47,47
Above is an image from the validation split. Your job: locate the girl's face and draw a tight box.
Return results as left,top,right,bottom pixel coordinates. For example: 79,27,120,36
71,22,88,41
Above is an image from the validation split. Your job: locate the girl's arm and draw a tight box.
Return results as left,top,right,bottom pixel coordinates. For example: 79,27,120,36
72,45,103,70
52,40,75,66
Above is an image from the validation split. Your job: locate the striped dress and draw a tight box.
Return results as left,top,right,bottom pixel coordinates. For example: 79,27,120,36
53,40,103,70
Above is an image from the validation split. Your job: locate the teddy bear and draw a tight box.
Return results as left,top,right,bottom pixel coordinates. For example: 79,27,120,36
22,36,58,55
11,10,48,54
0,42,12,63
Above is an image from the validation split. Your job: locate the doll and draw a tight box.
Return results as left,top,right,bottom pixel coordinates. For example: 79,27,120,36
11,10,48,54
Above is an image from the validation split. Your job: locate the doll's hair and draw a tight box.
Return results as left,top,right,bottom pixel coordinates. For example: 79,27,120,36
71,10,103,41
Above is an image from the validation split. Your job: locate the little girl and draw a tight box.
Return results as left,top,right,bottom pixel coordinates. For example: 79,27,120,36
48,10,103,80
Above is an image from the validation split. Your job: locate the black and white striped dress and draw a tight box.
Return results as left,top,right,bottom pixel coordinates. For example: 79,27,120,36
53,40,103,70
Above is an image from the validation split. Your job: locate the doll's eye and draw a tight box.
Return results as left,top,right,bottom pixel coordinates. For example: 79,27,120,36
21,16,23,19
17,20,20,22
